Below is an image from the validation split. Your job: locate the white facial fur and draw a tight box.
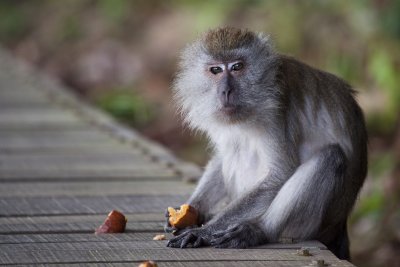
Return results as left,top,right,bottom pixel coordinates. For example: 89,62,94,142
173,45,219,131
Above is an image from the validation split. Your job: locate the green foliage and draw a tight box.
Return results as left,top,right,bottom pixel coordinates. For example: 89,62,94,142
369,153,395,179
366,112,397,135
0,2,30,44
351,153,395,223
327,53,361,84
351,190,385,222
367,49,400,133
174,0,232,33
97,0,129,24
377,0,400,38
96,89,156,128
58,16,83,43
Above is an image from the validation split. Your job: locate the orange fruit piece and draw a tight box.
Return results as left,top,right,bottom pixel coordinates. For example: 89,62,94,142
95,210,127,234
167,204,198,228
138,260,158,267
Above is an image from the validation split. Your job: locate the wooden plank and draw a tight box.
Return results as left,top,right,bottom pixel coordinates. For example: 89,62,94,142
0,146,139,155
0,233,171,244
0,214,166,234
0,141,135,154
0,233,326,249
0,221,163,234
0,246,344,264
0,129,125,149
0,128,119,139
0,162,169,172
7,261,356,267
0,213,164,226
0,180,195,197
0,164,175,174
0,240,330,252
0,90,48,101
0,195,187,216
0,98,52,107
0,169,177,181
0,221,164,234
0,153,159,167
0,150,143,159
0,120,87,130
0,109,82,124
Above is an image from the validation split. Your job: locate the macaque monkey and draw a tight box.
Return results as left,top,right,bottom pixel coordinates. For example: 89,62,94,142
166,27,367,260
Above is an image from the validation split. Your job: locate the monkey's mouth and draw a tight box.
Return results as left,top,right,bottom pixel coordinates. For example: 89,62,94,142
216,104,252,123
220,105,237,115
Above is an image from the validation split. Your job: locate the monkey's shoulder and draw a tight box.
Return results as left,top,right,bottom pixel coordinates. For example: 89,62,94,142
277,54,356,97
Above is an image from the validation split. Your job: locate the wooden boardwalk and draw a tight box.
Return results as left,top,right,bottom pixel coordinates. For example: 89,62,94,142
0,48,356,266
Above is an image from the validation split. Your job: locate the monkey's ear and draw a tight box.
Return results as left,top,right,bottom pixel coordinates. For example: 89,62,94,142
256,32,275,55
256,33,272,45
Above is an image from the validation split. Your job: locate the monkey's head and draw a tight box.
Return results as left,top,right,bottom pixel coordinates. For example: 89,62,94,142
173,27,280,132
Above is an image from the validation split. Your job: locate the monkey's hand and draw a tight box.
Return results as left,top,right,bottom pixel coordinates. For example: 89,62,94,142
167,227,212,248
210,222,267,248
164,207,198,236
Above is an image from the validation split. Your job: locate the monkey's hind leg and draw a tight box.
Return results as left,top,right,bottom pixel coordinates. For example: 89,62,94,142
261,144,350,259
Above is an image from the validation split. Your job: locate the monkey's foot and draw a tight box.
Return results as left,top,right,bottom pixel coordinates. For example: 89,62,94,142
167,228,211,248
210,223,266,248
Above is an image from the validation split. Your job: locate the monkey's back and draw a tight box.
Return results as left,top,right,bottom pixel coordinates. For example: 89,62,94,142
279,55,368,191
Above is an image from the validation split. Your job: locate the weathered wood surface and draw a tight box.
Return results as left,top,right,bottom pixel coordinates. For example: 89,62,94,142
8,263,356,267
0,181,195,196
0,48,356,266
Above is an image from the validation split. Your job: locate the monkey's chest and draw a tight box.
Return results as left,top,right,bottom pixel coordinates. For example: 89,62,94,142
221,146,271,197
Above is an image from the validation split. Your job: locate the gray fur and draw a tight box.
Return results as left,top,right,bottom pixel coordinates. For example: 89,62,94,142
167,27,367,261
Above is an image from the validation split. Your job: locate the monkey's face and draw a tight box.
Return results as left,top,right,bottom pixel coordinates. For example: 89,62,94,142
174,31,279,131
205,60,250,122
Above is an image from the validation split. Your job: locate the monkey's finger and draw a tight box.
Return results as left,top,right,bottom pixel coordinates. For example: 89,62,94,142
216,224,240,236
173,225,198,236
167,237,183,248
227,224,241,232
212,224,238,239
212,231,226,239
168,228,195,246
167,241,180,248
167,233,186,248
166,239,175,248
180,233,195,248
211,226,243,246
192,237,204,248
211,234,233,246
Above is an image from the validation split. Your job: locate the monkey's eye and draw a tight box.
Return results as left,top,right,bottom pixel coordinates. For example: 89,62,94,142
231,62,244,71
210,66,223,75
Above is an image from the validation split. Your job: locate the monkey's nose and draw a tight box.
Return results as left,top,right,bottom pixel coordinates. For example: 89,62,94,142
219,87,233,107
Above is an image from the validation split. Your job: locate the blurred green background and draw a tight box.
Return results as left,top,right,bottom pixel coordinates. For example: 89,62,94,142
0,0,399,266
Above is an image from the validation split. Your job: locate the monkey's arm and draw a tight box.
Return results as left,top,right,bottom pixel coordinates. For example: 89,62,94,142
164,156,226,233
187,156,226,223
